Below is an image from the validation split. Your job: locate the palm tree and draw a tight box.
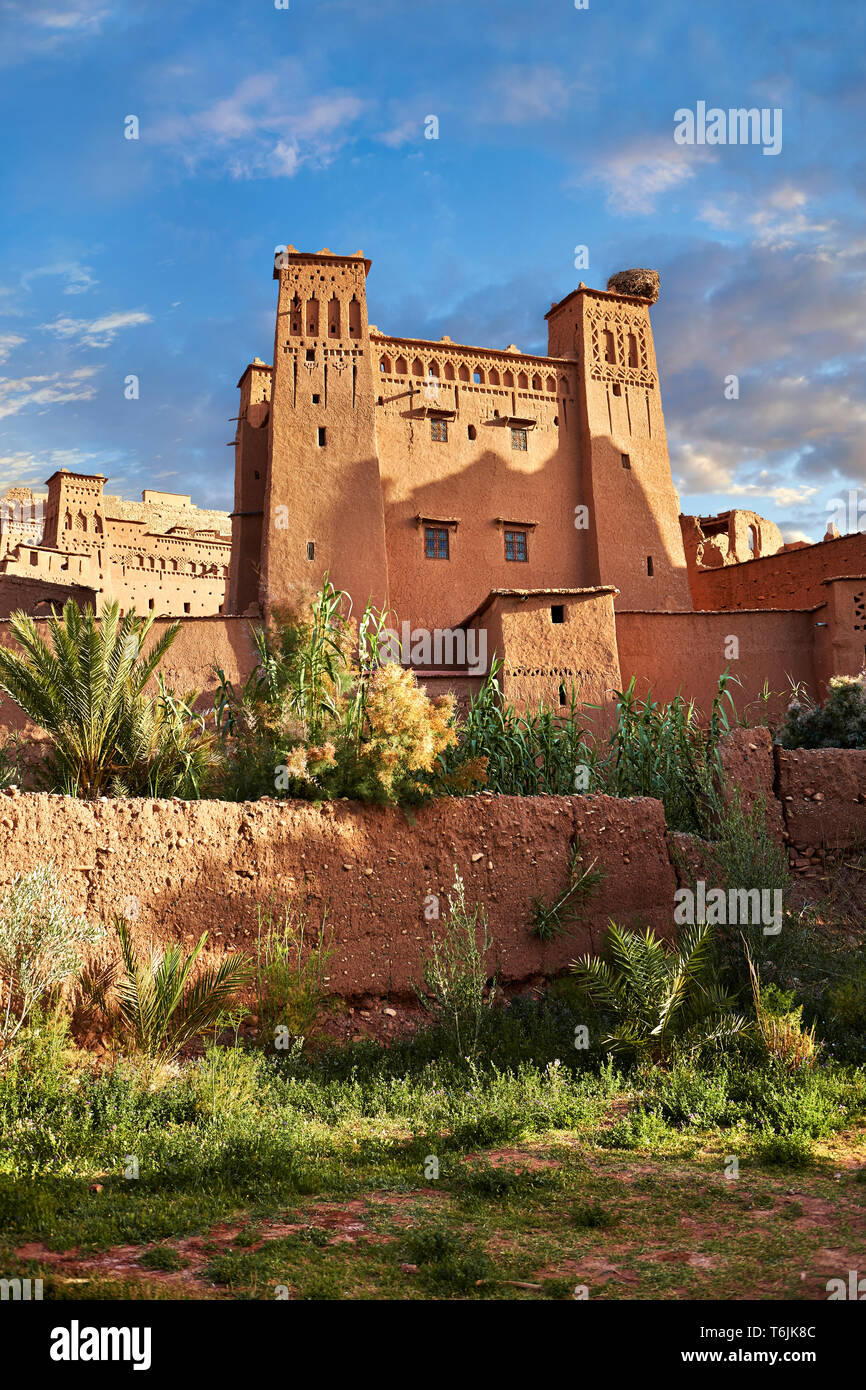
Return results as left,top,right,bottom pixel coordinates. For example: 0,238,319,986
571,921,748,1061
110,917,252,1063
0,599,213,798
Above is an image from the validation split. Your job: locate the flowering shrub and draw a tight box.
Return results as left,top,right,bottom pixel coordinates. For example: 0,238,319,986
214,581,457,805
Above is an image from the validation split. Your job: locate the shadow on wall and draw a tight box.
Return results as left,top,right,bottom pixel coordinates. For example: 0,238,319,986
381,441,599,634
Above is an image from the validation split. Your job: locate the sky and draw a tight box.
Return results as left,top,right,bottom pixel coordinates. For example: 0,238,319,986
0,0,863,542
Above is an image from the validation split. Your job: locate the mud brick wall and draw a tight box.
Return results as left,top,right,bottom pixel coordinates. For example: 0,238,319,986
0,790,676,998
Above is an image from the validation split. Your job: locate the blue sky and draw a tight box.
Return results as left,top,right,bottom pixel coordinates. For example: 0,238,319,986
0,0,863,541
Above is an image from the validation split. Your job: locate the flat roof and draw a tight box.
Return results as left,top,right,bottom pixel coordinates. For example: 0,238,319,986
459,586,619,628
545,283,653,320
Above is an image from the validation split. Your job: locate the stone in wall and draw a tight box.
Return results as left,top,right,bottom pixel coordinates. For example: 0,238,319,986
775,746,866,849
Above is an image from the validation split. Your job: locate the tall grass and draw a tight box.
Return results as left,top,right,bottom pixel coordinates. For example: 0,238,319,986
445,664,740,834
601,672,739,834
444,658,595,796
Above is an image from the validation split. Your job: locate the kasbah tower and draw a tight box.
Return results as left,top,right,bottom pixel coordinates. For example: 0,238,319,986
231,246,856,716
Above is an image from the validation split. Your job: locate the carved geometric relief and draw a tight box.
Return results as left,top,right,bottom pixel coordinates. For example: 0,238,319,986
586,302,655,387
853,590,866,630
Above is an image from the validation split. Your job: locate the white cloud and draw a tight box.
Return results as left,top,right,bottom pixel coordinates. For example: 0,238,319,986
40,310,151,348
0,333,25,364
149,68,365,180
0,366,100,420
477,65,575,125
588,137,708,215
22,260,98,295
0,1,113,63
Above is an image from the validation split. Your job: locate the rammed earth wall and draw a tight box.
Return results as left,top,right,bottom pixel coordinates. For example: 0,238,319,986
0,790,675,998
0,732,863,997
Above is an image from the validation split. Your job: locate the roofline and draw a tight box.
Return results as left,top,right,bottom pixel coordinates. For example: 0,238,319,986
373,334,574,370
273,249,371,281
458,585,619,629
545,283,653,320
236,361,273,388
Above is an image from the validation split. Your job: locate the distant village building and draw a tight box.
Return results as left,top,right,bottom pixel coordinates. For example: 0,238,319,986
0,472,230,618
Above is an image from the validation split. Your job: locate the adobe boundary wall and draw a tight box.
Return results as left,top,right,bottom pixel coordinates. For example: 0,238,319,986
0,731,863,997
0,790,675,998
615,610,817,723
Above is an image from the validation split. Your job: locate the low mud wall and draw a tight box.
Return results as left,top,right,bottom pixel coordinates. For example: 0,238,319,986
775,747,866,850
0,790,676,998
0,733,864,997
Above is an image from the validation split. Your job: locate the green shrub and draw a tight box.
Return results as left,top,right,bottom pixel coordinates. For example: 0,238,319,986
415,871,498,1060
0,863,103,1045
827,967,866,1034
401,1226,493,1295
777,675,866,749
756,1132,814,1168
254,896,333,1051
214,581,456,804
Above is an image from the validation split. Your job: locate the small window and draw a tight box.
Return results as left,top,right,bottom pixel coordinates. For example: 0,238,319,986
312,393,320,403
430,418,448,443
425,526,449,560
511,427,528,451
504,530,528,562
148,598,155,611
306,541,315,561
183,602,191,614
317,427,326,446
558,684,567,706
551,604,565,624
254,470,260,480
621,453,631,470
305,348,315,362
612,383,622,397
467,424,477,440
647,555,654,577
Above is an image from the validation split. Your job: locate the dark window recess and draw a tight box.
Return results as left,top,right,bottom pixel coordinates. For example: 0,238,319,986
511,427,528,451
254,470,260,480
306,541,315,561
430,418,448,443
425,526,450,560
305,349,315,361
612,383,622,397
551,604,565,624
647,555,654,577
312,393,320,403
621,453,631,470
317,427,326,446
467,424,477,440
148,598,154,611
183,602,191,614
504,530,528,562
558,684,567,706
